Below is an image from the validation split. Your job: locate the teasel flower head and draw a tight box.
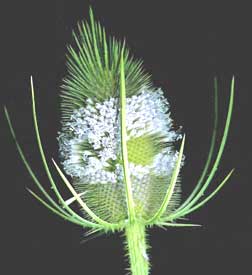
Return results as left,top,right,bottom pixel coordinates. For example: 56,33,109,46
58,87,184,222
5,8,235,275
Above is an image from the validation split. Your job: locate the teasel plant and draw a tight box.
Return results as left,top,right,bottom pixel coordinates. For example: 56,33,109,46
5,8,235,275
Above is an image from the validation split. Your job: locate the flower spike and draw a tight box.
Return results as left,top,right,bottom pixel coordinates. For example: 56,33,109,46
5,8,236,275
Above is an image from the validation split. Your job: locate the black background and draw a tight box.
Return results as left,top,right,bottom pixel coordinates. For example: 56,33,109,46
2,1,252,274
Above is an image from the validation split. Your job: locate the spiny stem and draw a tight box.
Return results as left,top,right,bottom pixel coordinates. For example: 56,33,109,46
125,223,150,275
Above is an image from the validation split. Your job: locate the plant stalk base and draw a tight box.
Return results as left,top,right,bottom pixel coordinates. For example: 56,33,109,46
125,222,150,275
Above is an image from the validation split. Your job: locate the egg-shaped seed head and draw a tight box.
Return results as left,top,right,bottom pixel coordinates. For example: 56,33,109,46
58,10,184,223
58,88,183,223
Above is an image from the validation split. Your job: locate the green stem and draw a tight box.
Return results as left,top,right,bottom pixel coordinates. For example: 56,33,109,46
125,223,150,275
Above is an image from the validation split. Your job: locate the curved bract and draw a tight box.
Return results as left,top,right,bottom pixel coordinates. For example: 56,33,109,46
5,7,235,275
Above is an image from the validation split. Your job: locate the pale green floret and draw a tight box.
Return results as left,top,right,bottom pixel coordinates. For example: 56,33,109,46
127,135,157,165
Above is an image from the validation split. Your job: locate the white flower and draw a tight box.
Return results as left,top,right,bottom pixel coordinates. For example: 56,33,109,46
58,88,183,186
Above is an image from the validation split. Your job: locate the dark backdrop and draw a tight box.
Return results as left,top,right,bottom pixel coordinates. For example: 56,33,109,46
2,1,251,274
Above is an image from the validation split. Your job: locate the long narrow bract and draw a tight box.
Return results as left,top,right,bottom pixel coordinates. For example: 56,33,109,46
166,77,235,222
